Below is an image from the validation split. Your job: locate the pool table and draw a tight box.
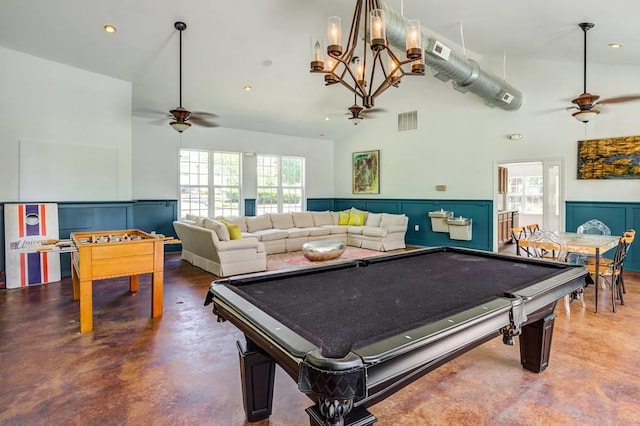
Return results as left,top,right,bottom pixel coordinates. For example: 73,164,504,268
204,247,587,426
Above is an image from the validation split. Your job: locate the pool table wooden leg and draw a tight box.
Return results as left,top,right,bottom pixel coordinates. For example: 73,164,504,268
237,339,275,422
519,313,556,373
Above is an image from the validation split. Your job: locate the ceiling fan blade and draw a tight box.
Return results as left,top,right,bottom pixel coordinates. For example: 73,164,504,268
133,108,171,119
365,107,388,113
597,95,640,105
191,111,219,118
189,116,219,128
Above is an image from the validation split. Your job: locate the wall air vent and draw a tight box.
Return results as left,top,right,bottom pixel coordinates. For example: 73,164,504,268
398,111,418,132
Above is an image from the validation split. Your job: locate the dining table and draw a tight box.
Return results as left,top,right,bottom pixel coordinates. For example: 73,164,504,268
518,232,620,312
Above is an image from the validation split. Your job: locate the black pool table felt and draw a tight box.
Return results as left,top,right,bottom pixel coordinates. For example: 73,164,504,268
223,251,571,358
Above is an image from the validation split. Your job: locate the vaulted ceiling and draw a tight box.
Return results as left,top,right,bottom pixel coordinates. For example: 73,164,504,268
2,0,639,139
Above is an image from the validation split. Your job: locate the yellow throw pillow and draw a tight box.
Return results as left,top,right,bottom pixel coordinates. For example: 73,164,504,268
227,223,243,240
348,211,366,226
338,211,351,225
219,219,243,240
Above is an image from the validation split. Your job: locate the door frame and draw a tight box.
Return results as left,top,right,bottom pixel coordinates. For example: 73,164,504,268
493,157,565,252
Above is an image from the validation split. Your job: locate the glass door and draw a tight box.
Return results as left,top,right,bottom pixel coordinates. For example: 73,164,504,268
542,159,563,232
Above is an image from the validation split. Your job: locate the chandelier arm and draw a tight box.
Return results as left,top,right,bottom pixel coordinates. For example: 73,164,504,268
326,54,368,98
367,49,384,94
343,1,363,61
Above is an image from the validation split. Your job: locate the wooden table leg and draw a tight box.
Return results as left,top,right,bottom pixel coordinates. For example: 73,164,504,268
129,274,139,293
79,279,93,333
594,248,600,313
72,262,80,302
151,271,163,318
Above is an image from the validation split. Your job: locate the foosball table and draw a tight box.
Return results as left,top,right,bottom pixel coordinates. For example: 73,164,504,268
70,229,165,333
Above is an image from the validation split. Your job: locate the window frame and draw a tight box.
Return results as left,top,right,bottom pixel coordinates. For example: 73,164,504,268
256,154,305,215
179,149,242,219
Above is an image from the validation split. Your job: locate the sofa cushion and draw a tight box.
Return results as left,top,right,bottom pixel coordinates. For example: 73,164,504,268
270,213,294,229
217,216,247,232
365,212,382,227
253,229,289,241
380,213,407,227
246,214,272,233
203,218,230,241
348,211,367,226
338,211,350,225
292,212,314,228
331,211,340,225
186,215,205,227
287,228,309,238
362,226,388,238
307,227,331,237
312,211,333,226
347,226,364,235
321,225,348,235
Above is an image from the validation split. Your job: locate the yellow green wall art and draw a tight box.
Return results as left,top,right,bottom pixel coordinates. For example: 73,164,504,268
577,135,640,179
352,150,380,194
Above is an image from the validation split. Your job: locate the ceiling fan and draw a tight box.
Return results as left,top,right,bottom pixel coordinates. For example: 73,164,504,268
346,92,386,125
137,22,218,132
568,22,640,123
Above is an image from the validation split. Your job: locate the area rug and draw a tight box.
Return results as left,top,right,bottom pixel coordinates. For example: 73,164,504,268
266,246,390,271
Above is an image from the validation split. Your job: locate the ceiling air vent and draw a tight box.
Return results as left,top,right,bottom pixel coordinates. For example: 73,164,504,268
398,111,418,132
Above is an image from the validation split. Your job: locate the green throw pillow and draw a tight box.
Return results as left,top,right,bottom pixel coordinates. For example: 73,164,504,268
338,211,351,225
348,211,366,226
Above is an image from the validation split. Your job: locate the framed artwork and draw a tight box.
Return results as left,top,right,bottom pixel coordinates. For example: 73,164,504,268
577,135,640,179
352,150,380,194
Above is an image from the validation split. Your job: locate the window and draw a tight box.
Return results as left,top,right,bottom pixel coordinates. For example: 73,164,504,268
256,155,304,214
507,176,543,214
180,150,241,218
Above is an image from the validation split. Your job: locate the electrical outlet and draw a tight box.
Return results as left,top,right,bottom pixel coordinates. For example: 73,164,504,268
414,224,419,231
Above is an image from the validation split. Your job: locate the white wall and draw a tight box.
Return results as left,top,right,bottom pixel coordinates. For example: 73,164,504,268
0,47,132,201
333,55,640,202
132,117,335,206
4,45,638,206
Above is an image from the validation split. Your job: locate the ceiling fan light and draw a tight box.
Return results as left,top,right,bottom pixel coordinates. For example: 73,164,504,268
170,121,191,132
572,109,599,123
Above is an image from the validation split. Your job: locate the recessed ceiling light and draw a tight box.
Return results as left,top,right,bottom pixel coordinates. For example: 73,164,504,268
243,85,252,92
324,116,331,121
608,42,623,48
103,24,117,34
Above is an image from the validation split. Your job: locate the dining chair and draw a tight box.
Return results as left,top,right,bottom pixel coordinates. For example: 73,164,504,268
577,219,611,235
585,229,635,295
510,226,528,256
585,233,632,312
566,219,612,265
527,231,579,315
526,223,540,235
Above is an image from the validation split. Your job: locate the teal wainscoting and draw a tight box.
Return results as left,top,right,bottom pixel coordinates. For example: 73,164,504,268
566,201,639,271
307,198,493,251
0,200,179,278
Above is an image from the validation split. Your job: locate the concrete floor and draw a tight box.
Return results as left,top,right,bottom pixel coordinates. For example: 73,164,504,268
1,252,639,425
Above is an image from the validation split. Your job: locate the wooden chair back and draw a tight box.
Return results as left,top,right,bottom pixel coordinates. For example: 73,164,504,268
510,226,528,256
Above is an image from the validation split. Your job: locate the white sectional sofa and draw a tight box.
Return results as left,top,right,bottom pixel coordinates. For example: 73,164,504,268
173,218,266,278
173,208,408,276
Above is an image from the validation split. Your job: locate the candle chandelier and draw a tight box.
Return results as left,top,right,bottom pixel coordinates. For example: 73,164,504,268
310,0,425,109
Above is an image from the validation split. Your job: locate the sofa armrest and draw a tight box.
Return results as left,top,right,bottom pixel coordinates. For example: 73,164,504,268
383,224,407,233
214,237,261,252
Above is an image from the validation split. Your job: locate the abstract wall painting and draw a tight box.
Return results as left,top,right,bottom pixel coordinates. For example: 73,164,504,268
577,135,640,179
352,150,380,194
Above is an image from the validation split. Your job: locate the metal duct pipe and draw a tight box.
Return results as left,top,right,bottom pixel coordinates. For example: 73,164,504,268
380,2,524,111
